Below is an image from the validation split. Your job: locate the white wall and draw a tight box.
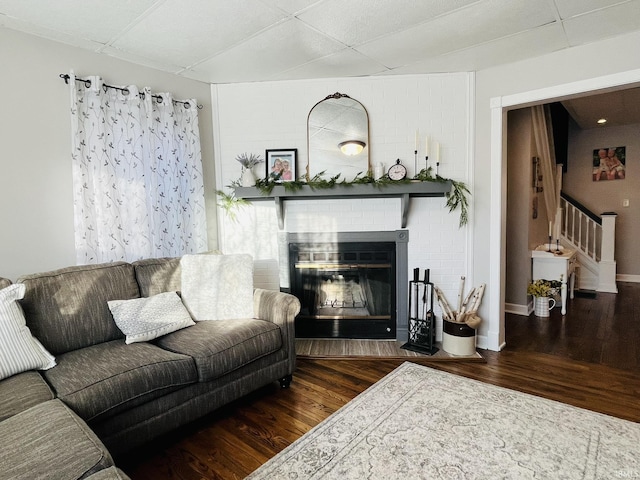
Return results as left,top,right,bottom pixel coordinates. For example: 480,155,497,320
476,30,640,349
563,121,639,277
0,27,216,280
213,74,476,344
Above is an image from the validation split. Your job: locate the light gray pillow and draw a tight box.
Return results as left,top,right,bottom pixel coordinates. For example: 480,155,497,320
107,291,195,344
180,254,254,321
0,284,56,380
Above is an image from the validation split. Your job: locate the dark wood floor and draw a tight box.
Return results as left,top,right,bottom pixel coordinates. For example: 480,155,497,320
121,282,640,480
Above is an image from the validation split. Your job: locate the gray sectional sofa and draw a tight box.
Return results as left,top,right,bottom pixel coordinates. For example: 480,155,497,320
0,257,300,479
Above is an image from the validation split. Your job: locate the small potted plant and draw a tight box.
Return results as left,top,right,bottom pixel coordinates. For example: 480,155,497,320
527,279,561,317
236,153,264,187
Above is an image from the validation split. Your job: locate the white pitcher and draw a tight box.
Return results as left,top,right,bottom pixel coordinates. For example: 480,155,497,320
534,297,556,317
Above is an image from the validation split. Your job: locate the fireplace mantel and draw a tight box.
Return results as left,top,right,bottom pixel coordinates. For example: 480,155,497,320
234,181,452,229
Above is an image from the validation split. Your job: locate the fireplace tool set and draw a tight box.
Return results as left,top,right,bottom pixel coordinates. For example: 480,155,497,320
401,268,439,355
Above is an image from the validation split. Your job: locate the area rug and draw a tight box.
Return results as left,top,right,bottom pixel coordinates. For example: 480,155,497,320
246,362,640,479
295,339,484,362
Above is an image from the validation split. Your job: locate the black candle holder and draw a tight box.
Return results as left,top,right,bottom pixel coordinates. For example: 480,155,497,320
547,236,552,252
414,150,418,176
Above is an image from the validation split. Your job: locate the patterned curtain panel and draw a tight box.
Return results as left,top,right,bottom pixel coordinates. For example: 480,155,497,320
68,73,207,263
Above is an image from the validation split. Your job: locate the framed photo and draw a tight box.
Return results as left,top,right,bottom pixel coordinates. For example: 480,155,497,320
266,149,297,182
592,146,626,181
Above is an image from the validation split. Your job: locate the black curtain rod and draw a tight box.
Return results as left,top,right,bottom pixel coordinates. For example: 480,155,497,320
59,74,202,109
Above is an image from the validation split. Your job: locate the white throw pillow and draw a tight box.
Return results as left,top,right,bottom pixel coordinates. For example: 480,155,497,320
0,284,56,380
107,291,195,344
180,254,254,321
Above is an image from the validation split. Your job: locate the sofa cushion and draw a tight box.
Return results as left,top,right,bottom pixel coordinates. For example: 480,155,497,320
0,371,54,421
43,340,197,422
155,319,282,381
0,283,56,380
0,399,114,480
108,291,195,344
180,254,254,321
18,262,140,355
132,257,181,297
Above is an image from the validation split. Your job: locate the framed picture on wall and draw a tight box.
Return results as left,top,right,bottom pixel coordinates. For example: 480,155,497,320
266,149,297,182
593,146,626,181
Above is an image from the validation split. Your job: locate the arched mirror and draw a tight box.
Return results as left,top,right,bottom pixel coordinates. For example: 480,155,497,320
307,93,370,182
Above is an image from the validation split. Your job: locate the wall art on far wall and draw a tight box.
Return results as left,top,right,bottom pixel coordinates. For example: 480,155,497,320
593,146,626,181
266,149,297,182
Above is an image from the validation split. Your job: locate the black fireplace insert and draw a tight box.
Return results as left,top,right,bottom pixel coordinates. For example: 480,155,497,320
289,241,396,338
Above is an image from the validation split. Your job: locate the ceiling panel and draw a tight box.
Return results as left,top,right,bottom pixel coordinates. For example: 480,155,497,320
297,0,479,46
389,23,569,75
269,48,389,81
356,0,557,68
110,0,287,68
0,0,159,44
553,0,635,19
191,18,346,83
260,0,324,15
562,0,640,45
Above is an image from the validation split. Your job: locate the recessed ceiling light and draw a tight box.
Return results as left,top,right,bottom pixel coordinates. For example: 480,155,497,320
597,118,608,125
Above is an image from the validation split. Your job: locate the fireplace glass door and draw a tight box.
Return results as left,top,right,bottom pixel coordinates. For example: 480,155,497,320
290,242,395,338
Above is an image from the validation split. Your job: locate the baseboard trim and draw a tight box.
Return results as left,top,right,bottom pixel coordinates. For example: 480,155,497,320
505,302,531,316
617,274,640,283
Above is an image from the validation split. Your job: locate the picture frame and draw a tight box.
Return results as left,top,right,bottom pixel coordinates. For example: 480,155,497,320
266,149,297,182
592,146,626,181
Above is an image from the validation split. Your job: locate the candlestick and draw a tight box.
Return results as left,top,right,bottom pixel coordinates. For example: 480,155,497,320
425,136,430,156
548,221,552,237
425,155,429,170
547,236,552,252
414,150,418,176
436,142,441,162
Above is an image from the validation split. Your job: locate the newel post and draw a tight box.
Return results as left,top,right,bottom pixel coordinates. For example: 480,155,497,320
598,212,617,293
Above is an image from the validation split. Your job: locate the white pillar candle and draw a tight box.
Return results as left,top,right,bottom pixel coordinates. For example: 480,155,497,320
425,136,430,156
436,142,441,162
549,221,552,237
415,130,418,151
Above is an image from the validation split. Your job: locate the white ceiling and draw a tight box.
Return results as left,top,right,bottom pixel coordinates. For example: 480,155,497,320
2,0,640,85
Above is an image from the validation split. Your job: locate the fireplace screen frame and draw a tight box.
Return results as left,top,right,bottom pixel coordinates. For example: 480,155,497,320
285,231,410,341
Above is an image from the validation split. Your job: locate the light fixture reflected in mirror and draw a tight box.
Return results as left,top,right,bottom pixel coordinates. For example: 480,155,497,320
339,140,366,156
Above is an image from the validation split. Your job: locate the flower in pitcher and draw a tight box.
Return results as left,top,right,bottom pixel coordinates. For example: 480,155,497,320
527,279,561,297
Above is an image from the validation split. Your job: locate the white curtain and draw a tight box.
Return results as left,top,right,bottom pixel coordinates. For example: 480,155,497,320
531,105,558,231
69,73,207,263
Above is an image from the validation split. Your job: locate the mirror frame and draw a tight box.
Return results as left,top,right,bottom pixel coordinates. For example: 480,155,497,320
306,92,370,181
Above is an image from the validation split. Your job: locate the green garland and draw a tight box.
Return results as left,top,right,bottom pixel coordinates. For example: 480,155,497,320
222,167,471,227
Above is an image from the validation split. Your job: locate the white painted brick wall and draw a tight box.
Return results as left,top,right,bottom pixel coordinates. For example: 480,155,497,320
213,73,472,323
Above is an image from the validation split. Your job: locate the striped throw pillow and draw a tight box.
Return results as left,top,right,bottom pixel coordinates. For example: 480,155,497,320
0,284,56,380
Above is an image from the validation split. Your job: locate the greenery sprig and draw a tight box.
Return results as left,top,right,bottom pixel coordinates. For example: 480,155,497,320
215,190,248,222
219,166,471,227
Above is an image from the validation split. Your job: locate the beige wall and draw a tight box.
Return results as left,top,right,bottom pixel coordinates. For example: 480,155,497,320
564,121,640,276
505,108,536,308
0,27,216,280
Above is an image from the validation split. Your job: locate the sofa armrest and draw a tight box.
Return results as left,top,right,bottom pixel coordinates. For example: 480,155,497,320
253,288,300,370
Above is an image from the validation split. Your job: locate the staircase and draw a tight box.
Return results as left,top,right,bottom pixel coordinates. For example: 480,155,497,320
559,192,618,293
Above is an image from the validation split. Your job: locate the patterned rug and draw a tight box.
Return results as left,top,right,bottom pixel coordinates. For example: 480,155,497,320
246,362,640,479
